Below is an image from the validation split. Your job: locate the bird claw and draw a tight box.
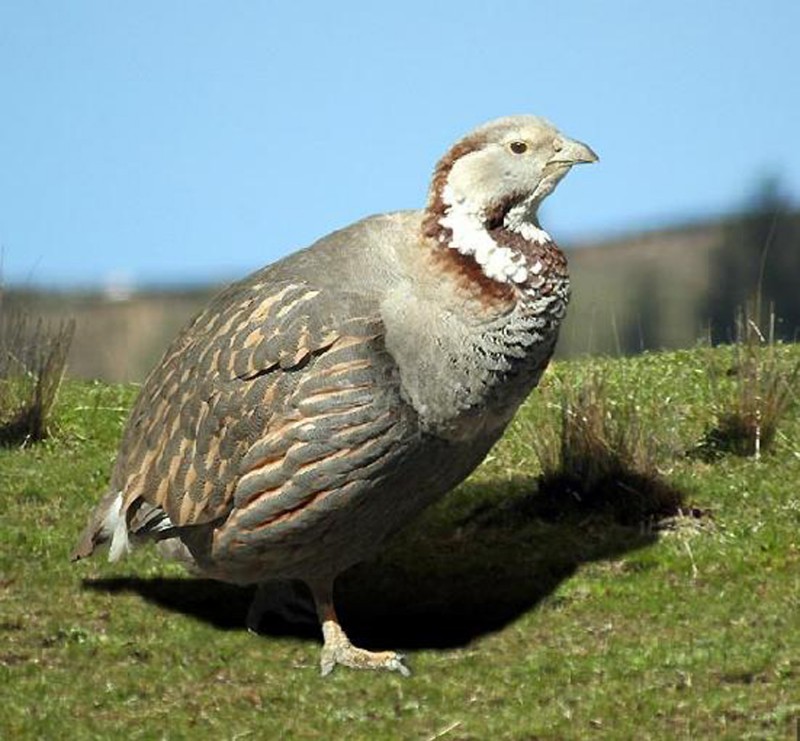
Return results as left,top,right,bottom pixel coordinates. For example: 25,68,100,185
320,645,411,677
319,620,411,677
387,654,412,677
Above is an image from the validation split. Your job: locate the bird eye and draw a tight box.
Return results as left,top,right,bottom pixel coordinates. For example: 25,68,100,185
509,141,528,155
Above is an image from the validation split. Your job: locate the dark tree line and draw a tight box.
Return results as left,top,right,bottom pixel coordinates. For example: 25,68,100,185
705,179,800,344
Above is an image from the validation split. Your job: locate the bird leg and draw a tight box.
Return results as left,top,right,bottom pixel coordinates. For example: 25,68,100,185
246,580,317,633
310,580,410,677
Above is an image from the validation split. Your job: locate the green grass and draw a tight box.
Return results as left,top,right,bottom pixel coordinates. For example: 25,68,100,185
2,346,799,739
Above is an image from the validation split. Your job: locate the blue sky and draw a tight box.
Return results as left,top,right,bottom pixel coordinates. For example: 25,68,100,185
1,1,798,288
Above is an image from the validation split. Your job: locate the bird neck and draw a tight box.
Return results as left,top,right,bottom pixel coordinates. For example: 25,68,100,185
421,184,564,309
501,200,552,247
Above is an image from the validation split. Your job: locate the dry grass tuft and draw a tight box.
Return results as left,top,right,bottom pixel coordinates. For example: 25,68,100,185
0,292,75,446
532,370,684,526
700,303,798,459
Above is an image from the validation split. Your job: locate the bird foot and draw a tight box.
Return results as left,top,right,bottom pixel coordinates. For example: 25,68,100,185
319,620,410,677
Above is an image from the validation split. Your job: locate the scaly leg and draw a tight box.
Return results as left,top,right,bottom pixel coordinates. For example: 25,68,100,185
309,579,410,677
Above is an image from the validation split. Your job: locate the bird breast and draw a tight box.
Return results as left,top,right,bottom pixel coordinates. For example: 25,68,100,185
382,231,569,442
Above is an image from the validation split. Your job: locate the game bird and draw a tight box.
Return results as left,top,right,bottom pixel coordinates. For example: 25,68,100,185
73,115,597,675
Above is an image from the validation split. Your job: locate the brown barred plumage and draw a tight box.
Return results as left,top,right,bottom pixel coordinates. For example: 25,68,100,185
73,115,597,676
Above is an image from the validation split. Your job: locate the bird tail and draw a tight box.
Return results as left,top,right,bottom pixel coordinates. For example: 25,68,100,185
70,490,131,562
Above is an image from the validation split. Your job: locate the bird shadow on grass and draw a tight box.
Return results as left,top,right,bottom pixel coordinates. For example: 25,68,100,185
83,476,665,651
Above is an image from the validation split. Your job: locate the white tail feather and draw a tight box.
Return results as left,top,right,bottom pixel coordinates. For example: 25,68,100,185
104,492,132,562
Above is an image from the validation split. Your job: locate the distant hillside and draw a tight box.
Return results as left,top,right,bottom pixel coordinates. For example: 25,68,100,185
4,208,799,381
562,220,721,356
2,288,213,382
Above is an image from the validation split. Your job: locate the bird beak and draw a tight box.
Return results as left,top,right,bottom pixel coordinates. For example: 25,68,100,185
551,138,599,166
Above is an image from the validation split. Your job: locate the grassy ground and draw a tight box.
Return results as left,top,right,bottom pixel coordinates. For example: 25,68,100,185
1,345,799,740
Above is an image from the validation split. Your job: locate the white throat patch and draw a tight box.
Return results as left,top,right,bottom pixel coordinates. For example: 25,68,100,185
504,201,552,246
438,184,551,284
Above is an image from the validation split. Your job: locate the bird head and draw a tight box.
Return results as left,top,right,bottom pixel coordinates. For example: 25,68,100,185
424,115,597,284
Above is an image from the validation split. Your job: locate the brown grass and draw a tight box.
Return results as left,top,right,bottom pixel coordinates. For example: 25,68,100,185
701,302,799,458
532,370,685,525
0,294,75,446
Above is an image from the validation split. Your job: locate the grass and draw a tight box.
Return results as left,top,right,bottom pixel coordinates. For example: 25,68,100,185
700,305,799,459
2,346,800,739
529,365,685,526
0,300,75,446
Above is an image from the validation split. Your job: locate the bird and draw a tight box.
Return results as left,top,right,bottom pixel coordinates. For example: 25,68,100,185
72,115,597,676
